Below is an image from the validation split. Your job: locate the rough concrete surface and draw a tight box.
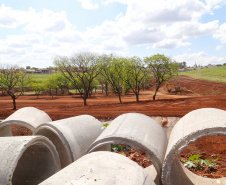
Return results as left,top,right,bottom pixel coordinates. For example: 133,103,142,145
34,115,103,168
0,136,60,185
39,151,156,185
86,113,168,185
162,108,226,185
0,107,52,136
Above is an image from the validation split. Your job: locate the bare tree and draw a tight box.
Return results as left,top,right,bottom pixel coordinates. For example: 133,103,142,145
144,54,179,100
100,54,124,103
54,52,101,106
118,56,150,102
0,65,31,109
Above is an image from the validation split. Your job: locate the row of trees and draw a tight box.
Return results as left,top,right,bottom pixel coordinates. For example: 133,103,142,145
0,53,179,109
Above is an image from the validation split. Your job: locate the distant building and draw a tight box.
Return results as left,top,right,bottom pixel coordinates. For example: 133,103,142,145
24,67,54,74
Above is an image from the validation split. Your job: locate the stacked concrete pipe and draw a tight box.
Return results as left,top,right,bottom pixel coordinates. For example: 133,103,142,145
162,108,226,185
40,151,156,185
86,113,168,185
0,107,52,136
0,136,61,185
34,115,103,168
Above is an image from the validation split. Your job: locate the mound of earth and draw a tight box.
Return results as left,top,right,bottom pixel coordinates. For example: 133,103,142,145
160,75,226,96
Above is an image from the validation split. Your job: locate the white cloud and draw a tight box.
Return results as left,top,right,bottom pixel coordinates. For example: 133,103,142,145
124,0,209,25
153,40,191,50
24,9,71,34
164,21,219,39
0,1,225,68
216,45,222,50
102,0,127,5
0,4,28,28
53,29,84,43
173,51,226,66
214,23,226,43
7,34,43,48
77,0,99,9
205,0,226,10
84,0,221,50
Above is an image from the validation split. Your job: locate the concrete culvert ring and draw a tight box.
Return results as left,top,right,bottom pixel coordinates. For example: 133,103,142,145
86,113,168,185
34,125,73,168
0,107,52,137
162,108,226,185
39,151,156,185
0,136,61,185
34,115,103,169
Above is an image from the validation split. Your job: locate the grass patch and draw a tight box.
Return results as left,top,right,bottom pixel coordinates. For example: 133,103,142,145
179,66,226,82
31,73,53,80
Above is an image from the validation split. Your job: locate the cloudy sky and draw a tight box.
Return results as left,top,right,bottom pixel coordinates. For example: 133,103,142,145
0,0,226,68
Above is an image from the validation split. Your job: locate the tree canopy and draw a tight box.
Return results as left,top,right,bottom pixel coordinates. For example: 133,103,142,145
54,52,101,105
144,54,179,100
0,66,31,109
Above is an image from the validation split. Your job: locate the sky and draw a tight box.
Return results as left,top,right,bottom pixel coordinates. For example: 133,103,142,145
0,0,226,68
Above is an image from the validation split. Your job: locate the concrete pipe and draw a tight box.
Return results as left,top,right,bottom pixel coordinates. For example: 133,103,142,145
0,107,52,136
34,115,103,168
40,151,156,185
0,136,61,185
86,113,168,185
162,108,226,185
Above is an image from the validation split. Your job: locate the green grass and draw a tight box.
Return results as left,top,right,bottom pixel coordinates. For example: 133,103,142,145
179,66,226,82
31,73,53,80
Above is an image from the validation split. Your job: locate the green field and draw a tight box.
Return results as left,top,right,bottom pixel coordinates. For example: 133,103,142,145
30,66,226,83
31,73,53,80
179,66,226,83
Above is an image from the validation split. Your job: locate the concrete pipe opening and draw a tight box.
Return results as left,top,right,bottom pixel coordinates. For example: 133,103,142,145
12,143,58,185
86,113,168,185
34,115,103,169
178,135,226,179
162,108,226,185
0,136,61,185
34,126,73,168
11,124,33,136
0,107,52,137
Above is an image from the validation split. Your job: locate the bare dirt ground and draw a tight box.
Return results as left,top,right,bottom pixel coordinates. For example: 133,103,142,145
0,75,226,178
0,75,226,121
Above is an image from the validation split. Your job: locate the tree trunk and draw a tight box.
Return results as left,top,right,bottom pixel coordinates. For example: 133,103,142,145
12,96,16,110
135,93,139,102
83,98,87,106
153,86,160,100
118,92,122,103
153,83,161,100
105,83,108,96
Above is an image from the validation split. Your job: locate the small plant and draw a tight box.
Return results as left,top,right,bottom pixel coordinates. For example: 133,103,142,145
103,123,109,128
111,144,131,152
183,154,219,170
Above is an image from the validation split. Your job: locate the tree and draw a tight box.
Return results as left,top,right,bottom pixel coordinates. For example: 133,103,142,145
179,61,187,68
100,54,124,103
47,73,71,95
223,63,226,66
144,54,179,100
54,52,101,106
118,57,150,102
43,77,58,98
96,74,110,96
0,66,32,109
29,79,45,99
